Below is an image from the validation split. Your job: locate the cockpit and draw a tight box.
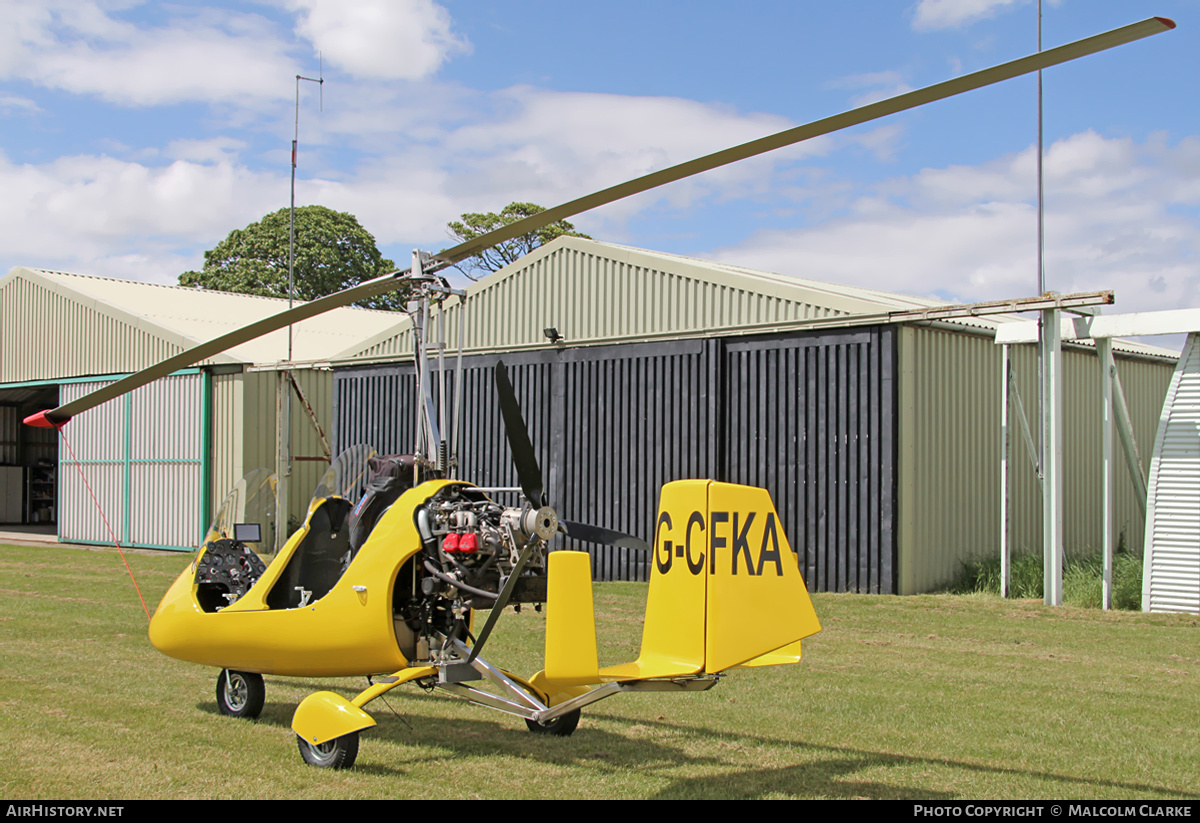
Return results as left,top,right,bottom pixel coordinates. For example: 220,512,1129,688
193,445,420,613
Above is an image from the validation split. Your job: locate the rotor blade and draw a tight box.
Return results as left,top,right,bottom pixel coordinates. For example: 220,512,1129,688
560,520,650,553
26,16,1174,429
426,16,1175,271
493,361,545,508
25,270,416,427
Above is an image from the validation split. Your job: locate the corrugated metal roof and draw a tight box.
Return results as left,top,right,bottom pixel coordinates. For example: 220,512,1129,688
1,266,403,382
335,236,935,362
332,236,1178,363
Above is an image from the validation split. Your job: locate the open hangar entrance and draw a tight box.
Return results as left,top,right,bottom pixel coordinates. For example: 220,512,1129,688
0,383,59,530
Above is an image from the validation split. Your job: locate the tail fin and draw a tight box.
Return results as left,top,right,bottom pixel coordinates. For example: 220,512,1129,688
600,480,820,680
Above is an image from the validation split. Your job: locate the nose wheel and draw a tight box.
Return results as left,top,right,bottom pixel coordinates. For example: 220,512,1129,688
297,732,359,769
216,669,265,719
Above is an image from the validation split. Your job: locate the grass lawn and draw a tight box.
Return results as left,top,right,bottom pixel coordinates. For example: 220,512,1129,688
1,542,1197,800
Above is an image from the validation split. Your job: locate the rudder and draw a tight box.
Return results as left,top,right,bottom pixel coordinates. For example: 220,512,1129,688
601,480,820,680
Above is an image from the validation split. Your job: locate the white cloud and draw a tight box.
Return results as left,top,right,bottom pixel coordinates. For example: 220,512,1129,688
0,94,40,113
431,87,840,229
706,132,1200,316
267,87,832,247
912,0,1026,31
0,0,467,109
829,71,917,108
164,137,248,164
0,149,283,282
0,1,296,105
0,70,921,285
287,0,468,80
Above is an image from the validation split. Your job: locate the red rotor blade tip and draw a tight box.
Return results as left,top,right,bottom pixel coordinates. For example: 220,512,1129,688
23,410,66,429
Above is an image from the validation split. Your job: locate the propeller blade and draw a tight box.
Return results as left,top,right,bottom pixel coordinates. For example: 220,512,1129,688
560,520,650,553
26,16,1174,429
493,361,545,508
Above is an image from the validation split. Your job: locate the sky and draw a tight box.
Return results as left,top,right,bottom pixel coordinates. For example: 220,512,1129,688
2,0,1197,329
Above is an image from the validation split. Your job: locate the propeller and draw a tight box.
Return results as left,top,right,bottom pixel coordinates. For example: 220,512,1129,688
557,521,650,552
493,361,546,509
24,16,1175,431
493,361,650,553
468,360,648,661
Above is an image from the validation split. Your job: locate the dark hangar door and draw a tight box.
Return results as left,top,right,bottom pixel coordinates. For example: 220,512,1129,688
552,339,718,581
723,327,896,594
333,327,896,592
333,342,717,582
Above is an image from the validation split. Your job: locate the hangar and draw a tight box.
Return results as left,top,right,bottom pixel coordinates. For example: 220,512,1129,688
0,242,1176,593
0,266,399,550
330,236,1175,594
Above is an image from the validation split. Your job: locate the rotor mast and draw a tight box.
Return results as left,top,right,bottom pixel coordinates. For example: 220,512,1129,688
408,252,467,481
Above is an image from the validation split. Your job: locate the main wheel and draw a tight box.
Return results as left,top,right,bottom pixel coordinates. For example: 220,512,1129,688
297,731,359,769
525,708,581,737
215,669,265,719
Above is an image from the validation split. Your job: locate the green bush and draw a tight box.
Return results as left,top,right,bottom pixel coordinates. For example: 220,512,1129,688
947,548,1143,609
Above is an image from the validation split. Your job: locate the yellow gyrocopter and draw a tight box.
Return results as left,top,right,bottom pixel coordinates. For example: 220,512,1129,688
149,369,821,768
22,17,1173,768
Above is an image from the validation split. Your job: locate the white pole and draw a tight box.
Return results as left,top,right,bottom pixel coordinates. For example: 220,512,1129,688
1036,0,1065,606
1098,337,1115,610
1042,307,1063,605
282,67,321,548
1001,344,1011,598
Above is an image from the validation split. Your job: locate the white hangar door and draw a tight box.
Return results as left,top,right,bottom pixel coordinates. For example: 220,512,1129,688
1143,333,1200,614
59,373,205,551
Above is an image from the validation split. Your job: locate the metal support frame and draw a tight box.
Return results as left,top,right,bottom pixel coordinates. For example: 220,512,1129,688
1000,343,1046,599
1098,338,1115,611
1040,308,1064,606
275,370,291,552
1001,344,1010,598
1095,339,1149,609
1104,347,1149,513
287,370,331,462
996,307,1179,609
429,635,720,725
404,253,466,482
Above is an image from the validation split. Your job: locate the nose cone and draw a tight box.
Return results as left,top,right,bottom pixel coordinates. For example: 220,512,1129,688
147,566,201,659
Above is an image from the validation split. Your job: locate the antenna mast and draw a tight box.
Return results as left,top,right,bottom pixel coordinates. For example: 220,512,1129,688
278,58,323,551
289,57,324,358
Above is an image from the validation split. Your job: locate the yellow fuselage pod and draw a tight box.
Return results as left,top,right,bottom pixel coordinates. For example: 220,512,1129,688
148,480,460,677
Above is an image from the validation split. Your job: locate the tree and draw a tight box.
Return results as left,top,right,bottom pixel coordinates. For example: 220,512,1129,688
179,206,404,310
446,202,590,278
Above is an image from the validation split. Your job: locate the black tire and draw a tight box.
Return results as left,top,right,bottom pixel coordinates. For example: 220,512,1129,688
297,731,359,769
525,708,581,737
215,669,265,719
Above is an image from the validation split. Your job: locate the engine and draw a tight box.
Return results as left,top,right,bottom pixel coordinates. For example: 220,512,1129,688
392,483,557,661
